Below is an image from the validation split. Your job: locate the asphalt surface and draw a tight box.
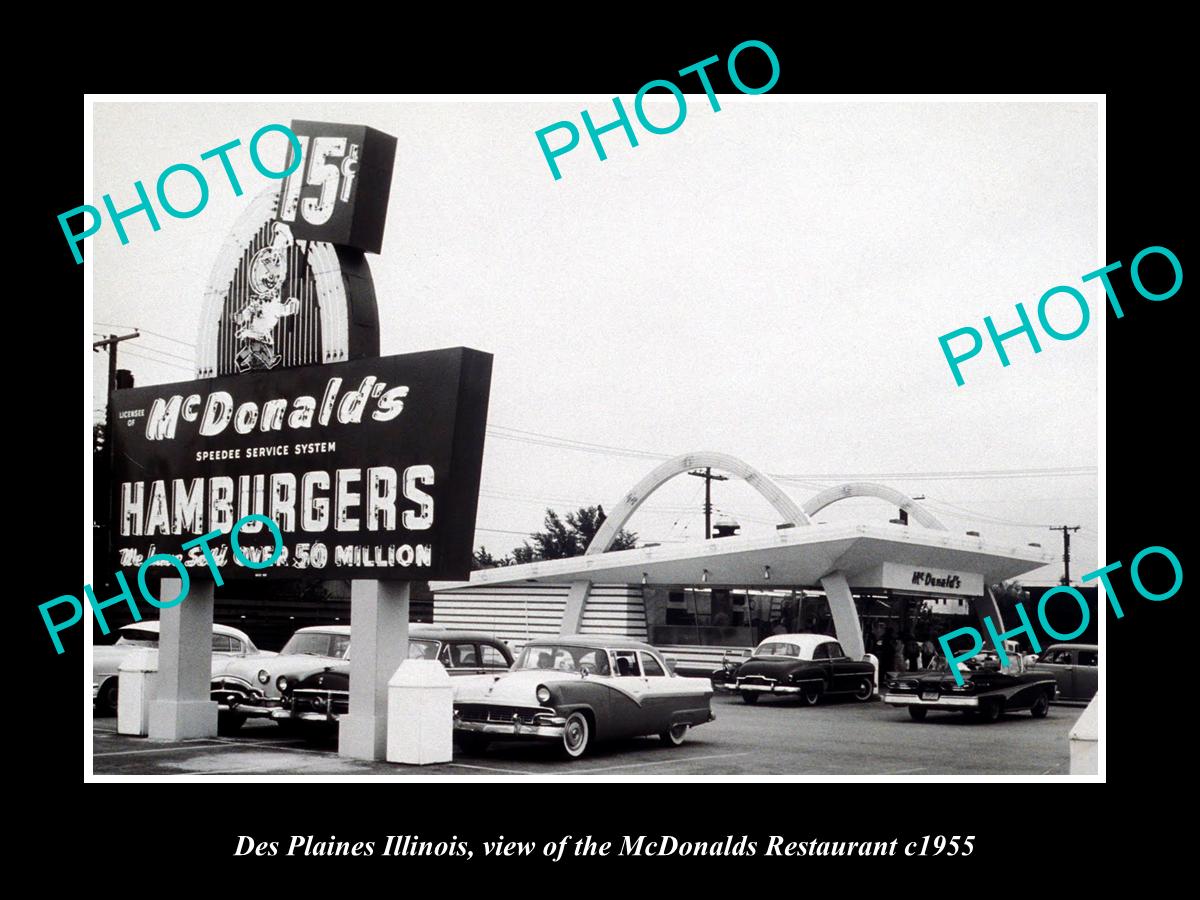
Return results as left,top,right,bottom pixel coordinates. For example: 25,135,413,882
92,693,1076,776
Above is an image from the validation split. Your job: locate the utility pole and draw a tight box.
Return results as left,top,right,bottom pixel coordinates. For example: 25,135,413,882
93,331,140,396
688,468,729,539
1049,525,1081,585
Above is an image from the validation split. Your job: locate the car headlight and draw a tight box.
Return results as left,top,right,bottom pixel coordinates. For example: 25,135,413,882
257,669,270,685
536,685,552,704
276,675,289,692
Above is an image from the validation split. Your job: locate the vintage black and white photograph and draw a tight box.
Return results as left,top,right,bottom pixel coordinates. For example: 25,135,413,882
83,94,1102,779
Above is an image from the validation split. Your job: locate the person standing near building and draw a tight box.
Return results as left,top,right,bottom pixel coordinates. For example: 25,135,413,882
921,637,936,668
904,635,920,671
893,634,907,673
880,628,896,674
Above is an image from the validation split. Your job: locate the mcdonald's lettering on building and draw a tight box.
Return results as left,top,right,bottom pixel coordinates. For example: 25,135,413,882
108,347,492,581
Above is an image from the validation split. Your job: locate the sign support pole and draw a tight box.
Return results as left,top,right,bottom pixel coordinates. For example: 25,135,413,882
148,578,218,740
339,579,410,761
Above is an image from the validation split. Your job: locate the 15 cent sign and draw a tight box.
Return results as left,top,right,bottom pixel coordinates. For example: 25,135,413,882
109,347,491,581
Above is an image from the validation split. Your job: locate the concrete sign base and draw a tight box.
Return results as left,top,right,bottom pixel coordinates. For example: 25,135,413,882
339,579,410,761
148,579,219,741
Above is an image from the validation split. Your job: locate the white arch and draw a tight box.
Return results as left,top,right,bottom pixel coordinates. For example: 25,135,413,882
801,482,947,530
584,451,810,555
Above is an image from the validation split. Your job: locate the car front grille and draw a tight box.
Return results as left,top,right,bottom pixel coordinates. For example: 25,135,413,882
454,704,546,725
292,689,349,717
211,680,265,705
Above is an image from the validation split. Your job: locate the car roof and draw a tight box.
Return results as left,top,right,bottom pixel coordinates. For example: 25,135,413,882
409,625,507,644
1043,642,1099,651
757,634,839,652
294,625,352,636
525,634,659,653
119,621,253,643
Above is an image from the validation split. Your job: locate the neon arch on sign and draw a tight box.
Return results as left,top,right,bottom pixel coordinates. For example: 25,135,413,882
195,187,378,378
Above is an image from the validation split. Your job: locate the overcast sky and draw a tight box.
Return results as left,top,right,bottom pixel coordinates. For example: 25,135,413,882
90,99,1099,584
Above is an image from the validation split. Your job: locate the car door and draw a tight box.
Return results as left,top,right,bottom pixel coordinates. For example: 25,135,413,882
638,650,679,731
608,649,652,736
824,641,857,691
811,641,836,689
1074,648,1098,700
1034,647,1075,698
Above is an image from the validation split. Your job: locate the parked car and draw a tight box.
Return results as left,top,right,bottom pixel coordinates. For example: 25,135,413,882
713,634,875,705
211,625,351,731
452,636,715,759
1026,643,1098,702
274,626,514,733
93,622,269,715
881,655,1058,722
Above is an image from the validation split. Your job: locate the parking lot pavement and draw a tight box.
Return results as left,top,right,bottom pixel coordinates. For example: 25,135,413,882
92,694,1073,776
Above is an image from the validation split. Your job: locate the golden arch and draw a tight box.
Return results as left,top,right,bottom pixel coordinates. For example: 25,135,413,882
801,482,947,530
584,451,810,555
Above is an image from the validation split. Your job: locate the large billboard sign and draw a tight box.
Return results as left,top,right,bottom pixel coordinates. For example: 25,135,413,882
109,347,491,582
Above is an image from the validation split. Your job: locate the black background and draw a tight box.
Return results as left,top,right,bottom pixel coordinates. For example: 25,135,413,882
23,20,1188,882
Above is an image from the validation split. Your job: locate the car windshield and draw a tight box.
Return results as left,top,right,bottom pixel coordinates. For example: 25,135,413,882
754,642,802,659
114,629,159,647
279,632,350,658
409,639,439,659
515,644,611,676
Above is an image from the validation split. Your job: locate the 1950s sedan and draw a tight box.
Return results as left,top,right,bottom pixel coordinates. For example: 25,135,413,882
274,626,514,734
94,622,271,715
210,625,352,731
881,655,1058,722
1026,643,1098,703
714,634,876,705
452,636,715,759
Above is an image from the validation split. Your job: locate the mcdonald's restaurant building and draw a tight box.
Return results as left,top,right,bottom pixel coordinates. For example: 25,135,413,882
431,453,1057,674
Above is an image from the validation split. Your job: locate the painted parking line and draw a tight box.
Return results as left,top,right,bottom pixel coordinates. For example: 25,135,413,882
94,742,228,757
878,767,928,775
447,762,536,775
574,751,752,773
208,738,337,756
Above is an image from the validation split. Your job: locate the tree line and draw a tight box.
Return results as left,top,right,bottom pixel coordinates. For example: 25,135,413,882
473,505,637,569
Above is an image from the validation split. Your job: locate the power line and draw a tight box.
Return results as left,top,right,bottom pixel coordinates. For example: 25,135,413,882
127,341,195,365
486,423,1095,483
95,322,197,349
121,348,193,372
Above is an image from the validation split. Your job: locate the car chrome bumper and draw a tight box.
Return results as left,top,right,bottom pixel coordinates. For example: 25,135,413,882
453,715,567,739
882,693,980,707
272,709,340,723
92,683,100,699
737,680,816,694
216,700,280,718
